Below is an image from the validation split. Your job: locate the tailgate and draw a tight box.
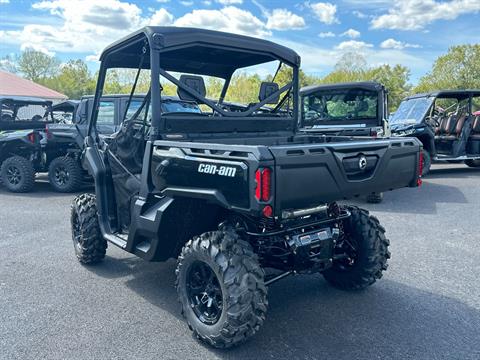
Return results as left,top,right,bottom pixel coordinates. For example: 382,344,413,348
270,138,421,211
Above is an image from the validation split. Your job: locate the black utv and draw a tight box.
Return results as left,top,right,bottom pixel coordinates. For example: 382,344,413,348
0,96,53,192
70,27,423,348
391,90,480,174
300,82,390,203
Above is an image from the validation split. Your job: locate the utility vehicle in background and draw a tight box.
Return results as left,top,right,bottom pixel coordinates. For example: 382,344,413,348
70,27,423,348
300,82,390,203
51,100,80,124
0,96,53,192
391,90,480,174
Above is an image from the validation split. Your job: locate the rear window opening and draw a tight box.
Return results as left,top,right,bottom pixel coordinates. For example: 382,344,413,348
302,88,379,127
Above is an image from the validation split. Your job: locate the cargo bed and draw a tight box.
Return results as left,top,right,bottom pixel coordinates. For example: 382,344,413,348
151,136,422,216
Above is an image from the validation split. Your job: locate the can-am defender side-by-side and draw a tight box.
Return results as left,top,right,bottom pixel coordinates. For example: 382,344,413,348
71,27,423,348
300,82,390,203
0,96,53,192
391,90,480,174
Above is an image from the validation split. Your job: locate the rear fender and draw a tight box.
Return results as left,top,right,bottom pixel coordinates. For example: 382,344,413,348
127,196,224,261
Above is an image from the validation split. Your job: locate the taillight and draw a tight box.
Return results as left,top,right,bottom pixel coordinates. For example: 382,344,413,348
255,167,272,202
261,168,271,201
255,169,262,200
417,151,423,186
262,205,273,218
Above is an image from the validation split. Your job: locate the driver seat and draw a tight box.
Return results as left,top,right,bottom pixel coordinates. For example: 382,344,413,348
470,116,480,139
435,116,447,135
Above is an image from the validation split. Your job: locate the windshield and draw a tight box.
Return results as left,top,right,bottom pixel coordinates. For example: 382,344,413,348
302,88,378,127
52,110,74,124
1,102,50,122
390,97,434,124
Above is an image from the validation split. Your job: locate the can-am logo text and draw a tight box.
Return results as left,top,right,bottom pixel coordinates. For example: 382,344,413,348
198,163,237,177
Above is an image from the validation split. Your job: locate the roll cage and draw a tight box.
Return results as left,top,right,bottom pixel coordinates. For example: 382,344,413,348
0,96,53,121
87,26,301,141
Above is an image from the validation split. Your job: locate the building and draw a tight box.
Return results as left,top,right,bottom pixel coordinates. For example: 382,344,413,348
0,70,67,103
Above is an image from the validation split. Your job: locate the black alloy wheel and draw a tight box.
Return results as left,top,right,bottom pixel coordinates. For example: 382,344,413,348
186,261,223,325
6,165,22,186
53,164,70,187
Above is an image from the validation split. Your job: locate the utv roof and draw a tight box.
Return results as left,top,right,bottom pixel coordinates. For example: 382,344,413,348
52,100,79,112
0,96,52,106
406,90,480,100
100,26,301,78
300,82,384,96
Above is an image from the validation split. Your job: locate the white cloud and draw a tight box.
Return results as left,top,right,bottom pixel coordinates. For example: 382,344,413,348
0,0,10,4
174,6,270,37
335,40,373,51
308,2,339,24
33,0,143,30
203,0,212,5
179,1,193,5
341,28,360,39
318,31,335,38
352,10,367,19
265,8,306,30
1,0,278,56
371,0,480,31
20,43,55,57
85,54,100,62
148,8,174,25
216,0,243,4
380,38,421,50
274,36,430,79
156,0,170,3
252,1,305,30
0,1,176,56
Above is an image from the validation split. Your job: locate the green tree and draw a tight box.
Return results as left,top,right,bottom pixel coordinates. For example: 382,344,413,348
312,52,411,110
224,73,262,104
366,64,411,110
415,44,480,92
44,59,95,99
0,54,18,73
17,49,60,82
102,69,123,95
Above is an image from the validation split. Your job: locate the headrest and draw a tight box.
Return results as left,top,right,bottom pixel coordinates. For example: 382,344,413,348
357,100,369,112
259,82,279,104
177,75,206,101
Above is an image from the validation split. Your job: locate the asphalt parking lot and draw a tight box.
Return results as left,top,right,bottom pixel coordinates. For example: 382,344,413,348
1,163,479,360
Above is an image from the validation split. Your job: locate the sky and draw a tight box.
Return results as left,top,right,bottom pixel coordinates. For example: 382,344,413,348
0,0,479,83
